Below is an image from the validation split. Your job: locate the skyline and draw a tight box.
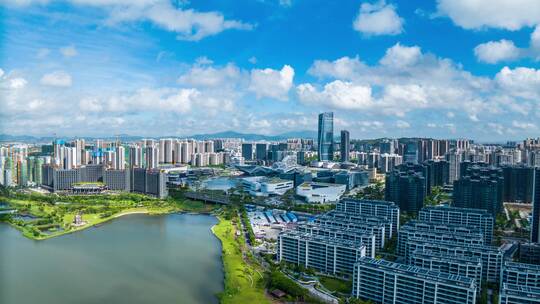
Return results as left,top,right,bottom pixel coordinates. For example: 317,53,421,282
2,0,540,140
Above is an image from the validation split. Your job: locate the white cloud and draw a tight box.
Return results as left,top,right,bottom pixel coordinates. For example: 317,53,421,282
380,43,421,68
249,65,294,101
248,56,257,64
495,66,540,100
40,71,73,87
0,68,4,78
353,1,403,36
512,120,537,130
8,1,253,41
436,0,540,31
297,80,373,110
395,120,410,128
9,78,28,89
79,97,103,112
178,63,241,88
60,45,77,57
308,56,365,80
474,39,520,64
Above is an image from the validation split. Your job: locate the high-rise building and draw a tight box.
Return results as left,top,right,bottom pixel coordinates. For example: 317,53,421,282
502,165,535,204
277,230,366,275
385,163,427,213
114,146,125,170
532,168,540,243
419,205,494,244
340,130,350,162
352,258,477,304
241,143,253,161
145,146,159,169
255,143,267,161
335,198,400,237
453,165,504,215
317,112,333,161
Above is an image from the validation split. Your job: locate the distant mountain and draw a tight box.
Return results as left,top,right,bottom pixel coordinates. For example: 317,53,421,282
0,130,317,143
190,130,317,141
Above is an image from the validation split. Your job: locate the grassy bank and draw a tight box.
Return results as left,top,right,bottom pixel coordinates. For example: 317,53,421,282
1,192,218,240
212,216,271,304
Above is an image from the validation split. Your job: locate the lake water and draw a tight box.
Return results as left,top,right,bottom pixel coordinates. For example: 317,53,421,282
201,177,238,191
0,214,224,304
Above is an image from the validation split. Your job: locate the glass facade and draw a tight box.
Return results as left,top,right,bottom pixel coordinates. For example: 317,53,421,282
317,112,334,161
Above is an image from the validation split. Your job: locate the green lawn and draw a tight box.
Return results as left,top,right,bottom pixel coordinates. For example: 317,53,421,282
212,216,270,304
1,192,218,240
319,276,352,294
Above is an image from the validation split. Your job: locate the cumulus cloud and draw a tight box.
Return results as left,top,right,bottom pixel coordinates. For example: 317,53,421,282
436,0,540,31
297,80,373,110
474,40,520,64
308,56,366,80
380,43,421,68
353,1,403,36
249,65,294,101
40,71,72,87
178,63,241,88
495,66,540,100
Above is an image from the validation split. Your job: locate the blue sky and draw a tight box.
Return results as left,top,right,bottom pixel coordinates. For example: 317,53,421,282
1,0,540,141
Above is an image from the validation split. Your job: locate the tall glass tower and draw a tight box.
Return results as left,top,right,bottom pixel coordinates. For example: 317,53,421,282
317,112,334,161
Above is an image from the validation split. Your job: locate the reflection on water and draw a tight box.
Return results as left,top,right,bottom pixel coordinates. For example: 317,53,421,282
0,214,224,304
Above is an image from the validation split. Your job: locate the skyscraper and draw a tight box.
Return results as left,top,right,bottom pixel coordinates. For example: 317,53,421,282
340,130,350,163
241,143,253,161
532,168,540,243
317,112,333,161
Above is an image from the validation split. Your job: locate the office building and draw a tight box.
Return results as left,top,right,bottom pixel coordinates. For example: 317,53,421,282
405,237,503,283
340,130,350,162
352,257,477,304
317,112,334,161
419,206,494,244
336,198,400,237
532,168,540,243
277,230,366,275
255,143,268,162
241,143,253,161
453,165,504,215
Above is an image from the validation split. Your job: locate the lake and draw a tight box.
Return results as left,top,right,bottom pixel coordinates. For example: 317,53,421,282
0,214,224,304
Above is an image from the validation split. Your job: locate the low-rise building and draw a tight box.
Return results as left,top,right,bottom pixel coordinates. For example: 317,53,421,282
295,181,346,203
241,176,294,196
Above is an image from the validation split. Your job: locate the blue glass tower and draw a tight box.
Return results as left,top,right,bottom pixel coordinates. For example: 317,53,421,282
317,112,334,161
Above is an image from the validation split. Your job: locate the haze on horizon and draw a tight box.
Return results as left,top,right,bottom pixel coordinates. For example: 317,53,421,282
1,0,540,141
